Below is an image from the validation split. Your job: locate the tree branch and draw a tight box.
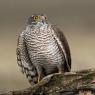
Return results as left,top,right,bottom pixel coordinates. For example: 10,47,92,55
1,69,95,95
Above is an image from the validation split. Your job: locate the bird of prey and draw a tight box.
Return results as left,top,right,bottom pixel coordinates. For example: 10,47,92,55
16,14,71,85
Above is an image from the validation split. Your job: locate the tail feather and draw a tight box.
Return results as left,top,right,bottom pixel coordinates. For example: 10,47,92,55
24,68,38,84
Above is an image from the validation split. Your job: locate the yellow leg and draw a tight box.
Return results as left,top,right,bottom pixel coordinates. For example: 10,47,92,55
59,69,64,74
38,74,44,83
58,64,64,74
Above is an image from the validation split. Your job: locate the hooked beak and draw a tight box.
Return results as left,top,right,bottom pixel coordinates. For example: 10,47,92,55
42,20,45,24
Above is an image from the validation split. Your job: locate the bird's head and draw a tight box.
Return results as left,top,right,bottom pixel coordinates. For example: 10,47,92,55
27,14,48,25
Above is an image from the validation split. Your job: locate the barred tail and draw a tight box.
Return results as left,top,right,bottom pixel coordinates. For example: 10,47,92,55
21,63,38,85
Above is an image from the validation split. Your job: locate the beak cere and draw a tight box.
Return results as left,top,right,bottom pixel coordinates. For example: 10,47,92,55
41,16,45,20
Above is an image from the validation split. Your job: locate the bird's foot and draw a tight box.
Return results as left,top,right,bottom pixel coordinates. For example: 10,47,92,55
58,69,64,74
38,74,44,83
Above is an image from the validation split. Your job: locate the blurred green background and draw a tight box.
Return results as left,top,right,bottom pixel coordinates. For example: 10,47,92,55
0,0,95,91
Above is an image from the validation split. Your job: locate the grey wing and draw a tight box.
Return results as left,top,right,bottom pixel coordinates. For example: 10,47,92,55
52,25,71,72
16,31,37,85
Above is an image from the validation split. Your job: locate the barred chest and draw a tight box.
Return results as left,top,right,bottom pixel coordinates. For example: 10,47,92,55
24,25,64,65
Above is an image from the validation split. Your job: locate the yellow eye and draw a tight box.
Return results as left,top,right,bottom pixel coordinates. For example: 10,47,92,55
33,16,39,21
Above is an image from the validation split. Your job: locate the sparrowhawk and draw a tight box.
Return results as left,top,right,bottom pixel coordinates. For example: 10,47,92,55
16,14,71,85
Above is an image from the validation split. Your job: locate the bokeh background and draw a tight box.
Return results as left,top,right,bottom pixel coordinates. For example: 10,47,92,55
0,0,95,91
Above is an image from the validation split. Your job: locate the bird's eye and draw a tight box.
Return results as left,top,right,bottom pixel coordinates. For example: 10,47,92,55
45,16,47,20
33,16,39,21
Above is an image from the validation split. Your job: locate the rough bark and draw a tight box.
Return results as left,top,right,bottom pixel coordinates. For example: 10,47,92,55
1,69,95,95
